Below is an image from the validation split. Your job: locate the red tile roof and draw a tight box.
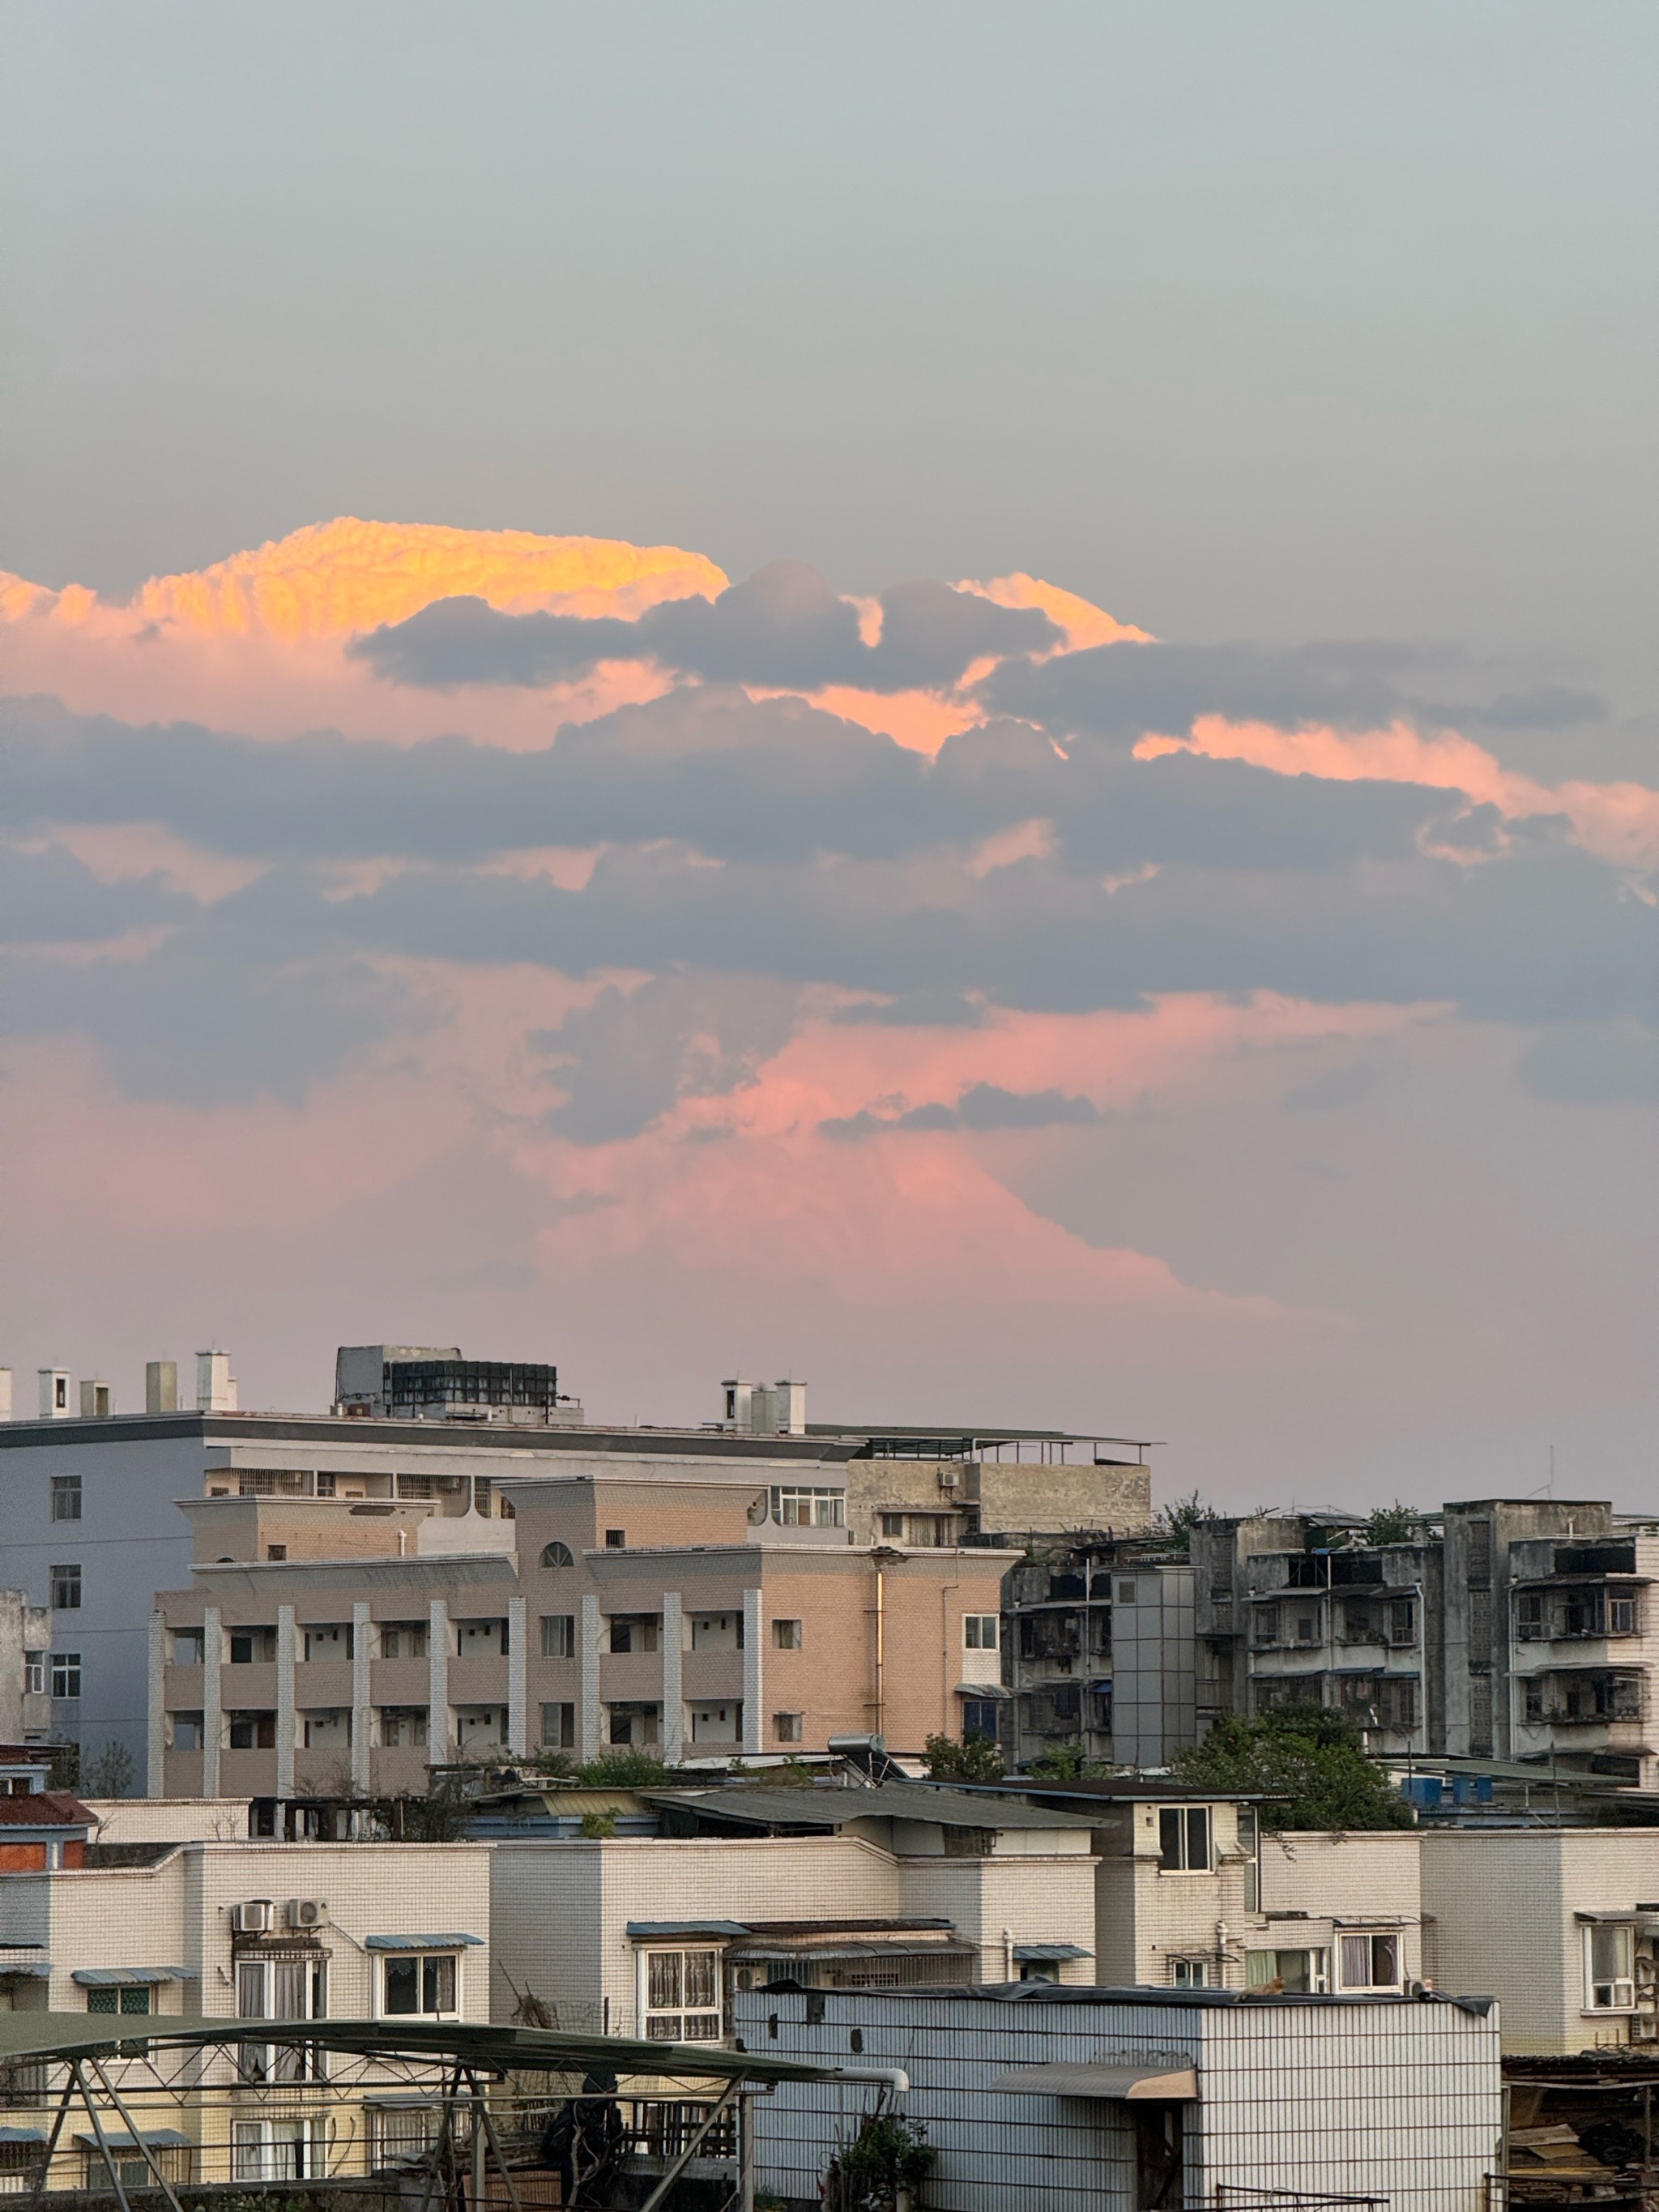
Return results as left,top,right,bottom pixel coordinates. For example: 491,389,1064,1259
0,1791,95,1829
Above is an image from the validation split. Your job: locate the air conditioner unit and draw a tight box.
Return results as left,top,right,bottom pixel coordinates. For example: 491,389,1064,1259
231,1900,274,1934
937,1469,961,1492
284,1899,328,1931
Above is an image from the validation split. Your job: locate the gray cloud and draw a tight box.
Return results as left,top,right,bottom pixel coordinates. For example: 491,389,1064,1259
1513,1023,1659,1106
531,970,801,1143
821,1083,1099,1139
830,990,988,1027
349,562,1060,695
0,839,187,944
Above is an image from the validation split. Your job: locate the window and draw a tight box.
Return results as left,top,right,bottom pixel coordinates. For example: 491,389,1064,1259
50,1475,81,1522
769,1488,844,1530
23,1651,45,1696
314,1474,337,1497
773,1712,803,1744
1516,1591,1545,1641
610,1702,661,1747
641,1948,721,2042
86,1984,151,2018
50,1565,81,1611
236,1956,328,2083
379,1709,428,1749
1586,1923,1636,2011
1169,1958,1210,1988
303,1625,351,1661
879,1514,905,1539
1523,1679,1546,1723
1252,1605,1280,1648
382,1952,458,2018
771,1619,803,1650
1338,1932,1401,1990
232,2121,329,2182
302,1710,349,1748
605,1529,626,1549
228,1711,276,1749
540,1703,575,1750
169,1712,205,1751
962,1700,1003,1740
540,1542,574,1569
1611,1596,1638,1636
1158,1806,1212,1873
50,1653,80,1698
171,1630,204,1666
370,2107,440,2169
1019,1958,1060,1984
1247,1947,1328,1992
540,1615,575,1659
964,1616,999,1650
1293,1608,1320,1645
378,1621,428,1660
1386,1597,1418,1646
229,1629,276,1664
1376,1677,1417,1732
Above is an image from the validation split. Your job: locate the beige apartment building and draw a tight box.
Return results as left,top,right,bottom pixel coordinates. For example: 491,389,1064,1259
0,1827,491,2185
151,1453,1015,1795
487,1786,1102,2042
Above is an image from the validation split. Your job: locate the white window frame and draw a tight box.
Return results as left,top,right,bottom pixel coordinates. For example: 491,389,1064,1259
964,1616,999,1651
1157,1804,1213,1873
1584,1923,1637,2013
637,1947,723,2043
1168,1958,1211,1988
1337,1930,1403,1992
377,1950,463,2022
232,2119,331,2182
770,1619,803,1650
769,1487,844,1529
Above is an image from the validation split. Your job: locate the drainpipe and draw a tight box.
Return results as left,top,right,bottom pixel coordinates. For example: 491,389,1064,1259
1003,1927,1015,1983
873,1568,886,1737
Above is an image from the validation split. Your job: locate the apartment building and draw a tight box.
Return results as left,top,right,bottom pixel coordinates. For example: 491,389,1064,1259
2,1341,1153,1785
0,1828,491,2185
1002,1538,1195,1767
488,1786,1099,2042
1420,1827,1659,2054
1192,1498,1653,1781
151,1457,1016,1796
743,1983,1503,2212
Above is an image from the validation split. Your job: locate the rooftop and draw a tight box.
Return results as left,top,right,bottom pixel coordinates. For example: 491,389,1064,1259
646,1785,1090,1833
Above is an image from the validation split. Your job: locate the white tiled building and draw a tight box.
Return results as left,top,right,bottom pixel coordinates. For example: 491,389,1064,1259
740,1984,1503,2212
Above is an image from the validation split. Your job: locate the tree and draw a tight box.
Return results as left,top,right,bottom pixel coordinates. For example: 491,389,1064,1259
823,2114,934,2212
1153,1490,1213,1554
79,1741,136,1798
574,1747,669,1787
1026,1740,1110,1783
1171,1706,1413,1832
1364,1502,1417,1547
578,1808,618,1838
920,1731,1004,1782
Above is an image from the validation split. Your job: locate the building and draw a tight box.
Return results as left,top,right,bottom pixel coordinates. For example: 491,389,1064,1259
932,1777,1426,1995
1193,1498,1658,1779
1002,1537,1194,1768
2,1342,1154,1787
151,1453,1016,1796
739,1983,1503,2212
0,1829,492,2185
0,1595,50,1746
1422,1827,1659,2054
487,1787,1099,2039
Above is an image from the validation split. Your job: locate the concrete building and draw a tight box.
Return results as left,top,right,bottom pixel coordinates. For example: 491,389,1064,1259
1422,1827,1659,2055
0,1829,492,2185
740,1983,1503,2212
2,1343,1154,1787
487,1787,1099,2039
151,1456,1015,1796
1193,1498,1658,1781
0,1594,51,1746
1002,1538,1194,1768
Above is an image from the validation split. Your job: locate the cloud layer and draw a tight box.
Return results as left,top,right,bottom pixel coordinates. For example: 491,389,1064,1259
0,519,1652,1498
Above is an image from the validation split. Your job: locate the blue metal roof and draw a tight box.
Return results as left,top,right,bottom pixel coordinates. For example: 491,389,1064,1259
1013,1943,1093,1962
626,1920,751,1940
70,1967,196,1985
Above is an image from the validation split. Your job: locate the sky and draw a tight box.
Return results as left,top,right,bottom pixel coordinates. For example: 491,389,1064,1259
1,3,1654,1507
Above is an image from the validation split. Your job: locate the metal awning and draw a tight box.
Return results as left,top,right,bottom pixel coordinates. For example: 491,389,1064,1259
364,1933,482,1952
1013,1943,1093,1963
0,2131,44,2146
989,2061,1198,2101
627,1921,751,1941
70,1968,195,1986
0,1963,48,1979
731,1940,975,1963
953,1683,1013,1701
74,2131,190,2150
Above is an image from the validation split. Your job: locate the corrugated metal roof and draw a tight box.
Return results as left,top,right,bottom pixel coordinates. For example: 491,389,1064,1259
364,1933,483,1951
1012,1943,1092,1962
731,1940,975,1962
74,2131,189,2150
70,1967,195,1986
650,1786,1087,1831
625,1921,751,1940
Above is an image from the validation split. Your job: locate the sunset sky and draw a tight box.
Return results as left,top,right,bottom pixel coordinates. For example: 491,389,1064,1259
2,4,1653,1505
